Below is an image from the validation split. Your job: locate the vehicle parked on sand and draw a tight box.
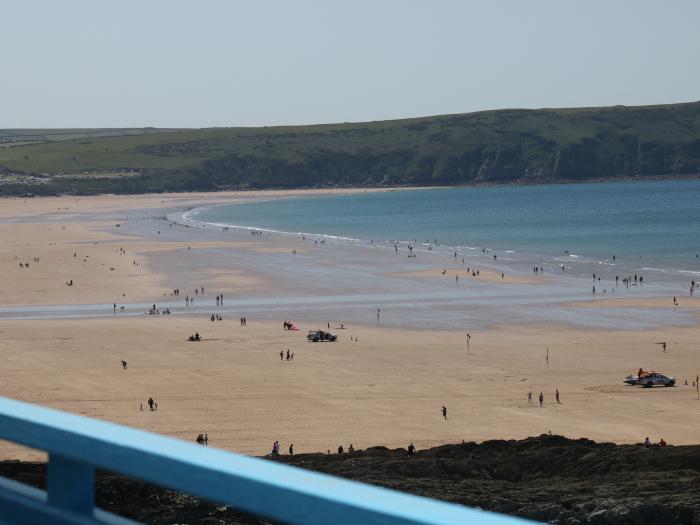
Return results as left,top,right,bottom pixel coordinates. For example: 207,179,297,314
307,330,337,342
636,372,675,388
624,375,638,385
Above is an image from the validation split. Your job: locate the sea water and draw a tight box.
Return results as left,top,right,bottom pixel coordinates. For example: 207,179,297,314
187,180,700,282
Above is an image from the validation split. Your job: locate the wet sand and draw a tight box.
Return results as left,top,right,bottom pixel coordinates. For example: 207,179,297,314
1,192,699,460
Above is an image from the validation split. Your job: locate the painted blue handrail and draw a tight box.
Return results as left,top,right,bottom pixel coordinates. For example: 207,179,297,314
0,397,534,524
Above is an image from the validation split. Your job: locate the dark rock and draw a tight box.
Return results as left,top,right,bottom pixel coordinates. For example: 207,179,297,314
0,435,699,524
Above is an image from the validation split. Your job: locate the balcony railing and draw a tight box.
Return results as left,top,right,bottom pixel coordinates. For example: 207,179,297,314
0,396,532,524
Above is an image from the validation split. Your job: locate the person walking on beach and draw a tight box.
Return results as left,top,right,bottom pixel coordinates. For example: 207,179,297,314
286,349,291,361
555,389,561,404
148,397,154,411
539,392,544,407
442,405,448,420
407,443,415,457
204,434,208,446
528,390,532,404
121,360,127,369
289,443,294,456
280,350,284,361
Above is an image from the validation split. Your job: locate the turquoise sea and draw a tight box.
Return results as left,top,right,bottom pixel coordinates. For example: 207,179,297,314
187,180,700,282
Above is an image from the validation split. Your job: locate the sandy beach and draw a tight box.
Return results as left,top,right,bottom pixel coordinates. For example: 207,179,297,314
1,191,699,461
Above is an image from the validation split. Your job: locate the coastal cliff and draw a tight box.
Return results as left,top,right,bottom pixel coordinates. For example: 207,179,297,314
1,102,699,195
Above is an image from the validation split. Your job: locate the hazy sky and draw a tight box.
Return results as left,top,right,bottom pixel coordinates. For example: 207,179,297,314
2,1,699,128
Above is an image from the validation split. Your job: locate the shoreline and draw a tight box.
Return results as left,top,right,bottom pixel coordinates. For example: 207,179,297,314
169,185,700,288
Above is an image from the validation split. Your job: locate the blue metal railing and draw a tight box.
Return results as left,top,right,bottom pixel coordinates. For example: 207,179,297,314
0,397,532,524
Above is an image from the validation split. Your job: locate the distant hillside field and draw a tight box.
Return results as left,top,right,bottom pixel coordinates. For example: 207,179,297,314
1,102,699,195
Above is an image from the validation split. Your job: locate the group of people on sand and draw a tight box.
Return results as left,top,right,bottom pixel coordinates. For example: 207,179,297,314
527,389,561,406
271,440,290,456
270,441,417,458
280,349,295,361
143,397,158,411
210,314,223,321
148,304,171,315
195,433,209,446
644,436,667,448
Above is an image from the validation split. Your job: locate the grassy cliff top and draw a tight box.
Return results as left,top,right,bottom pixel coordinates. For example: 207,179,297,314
1,101,699,195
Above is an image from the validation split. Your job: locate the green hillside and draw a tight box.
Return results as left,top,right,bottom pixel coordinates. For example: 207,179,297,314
1,102,699,195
